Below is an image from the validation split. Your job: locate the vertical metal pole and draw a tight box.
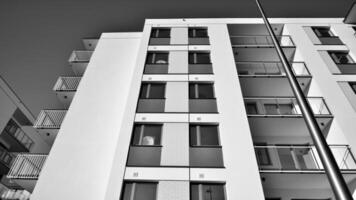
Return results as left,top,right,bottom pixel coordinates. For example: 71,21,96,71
255,0,353,199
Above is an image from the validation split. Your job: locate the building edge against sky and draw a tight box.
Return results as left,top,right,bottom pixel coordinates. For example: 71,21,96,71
4,17,356,200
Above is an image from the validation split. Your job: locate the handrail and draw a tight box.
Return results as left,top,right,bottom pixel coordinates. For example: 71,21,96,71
230,35,295,46
255,145,356,171
33,110,67,129
53,77,81,91
236,61,310,76
7,154,47,180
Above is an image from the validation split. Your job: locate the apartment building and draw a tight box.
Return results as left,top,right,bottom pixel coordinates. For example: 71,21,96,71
5,16,356,200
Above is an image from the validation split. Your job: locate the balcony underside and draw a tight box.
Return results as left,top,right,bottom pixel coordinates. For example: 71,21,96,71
55,91,75,108
233,47,296,63
239,77,311,97
249,116,333,144
261,173,356,199
35,128,58,146
70,62,88,76
10,179,36,193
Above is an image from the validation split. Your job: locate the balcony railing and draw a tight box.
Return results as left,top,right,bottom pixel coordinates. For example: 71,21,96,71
236,62,310,76
255,145,356,171
245,97,331,116
230,35,294,47
189,99,218,113
7,154,47,180
53,77,81,91
34,110,67,129
136,99,165,113
68,50,93,63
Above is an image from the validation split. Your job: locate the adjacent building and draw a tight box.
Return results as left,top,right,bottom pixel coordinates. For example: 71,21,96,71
5,17,356,200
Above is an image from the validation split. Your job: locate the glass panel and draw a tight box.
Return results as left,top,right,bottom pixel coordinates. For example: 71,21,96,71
151,28,170,38
189,84,197,99
278,104,294,115
190,125,219,146
132,125,162,145
154,53,169,64
256,148,271,165
5,120,18,134
330,52,354,64
264,104,279,115
149,84,165,98
139,84,149,98
246,103,258,114
122,183,133,200
313,27,333,37
196,53,211,64
134,183,157,200
197,84,214,99
191,184,225,200
189,28,208,38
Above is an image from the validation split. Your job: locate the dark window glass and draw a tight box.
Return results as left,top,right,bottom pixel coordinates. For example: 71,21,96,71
190,125,219,146
312,27,333,37
189,52,211,64
121,182,157,200
350,82,356,94
146,53,169,64
5,119,19,135
132,124,162,146
189,28,208,38
151,28,170,38
139,83,165,99
191,183,225,200
255,147,271,165
329,51,354,64
246,103,258,114
189,83,215,99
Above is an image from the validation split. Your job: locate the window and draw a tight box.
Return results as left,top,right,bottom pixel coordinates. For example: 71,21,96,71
350,82,356,94
245,103,258,114
4,119,19,135
139,83,165,99
191,183,225,200
312,27,334,37
189,52,211,64
146,52,169,64
190,125,219,146
150,28,170,38
189,83,215,99
329,51,354,64
132,124,162,146
255,146,272,166
121,182,157,200
189,28,208,38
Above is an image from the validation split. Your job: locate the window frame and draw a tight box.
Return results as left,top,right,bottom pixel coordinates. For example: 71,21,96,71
150,28,171,38
139,82,166,99
189,124,221,147
131,124,163,147
189,52,212,64
189,83,216,99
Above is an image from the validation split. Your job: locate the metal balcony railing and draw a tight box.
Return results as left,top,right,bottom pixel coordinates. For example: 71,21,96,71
230,35,295,47
245,97,331,116
236,62,310,76
53,77,81,92
68,50,93,63
7,154,47,180
255,145,356,171
33,110,67,129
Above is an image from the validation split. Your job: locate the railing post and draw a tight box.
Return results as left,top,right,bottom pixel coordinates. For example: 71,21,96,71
255,0,353,199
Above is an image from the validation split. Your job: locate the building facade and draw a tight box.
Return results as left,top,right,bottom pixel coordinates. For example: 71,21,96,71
5,18,356,200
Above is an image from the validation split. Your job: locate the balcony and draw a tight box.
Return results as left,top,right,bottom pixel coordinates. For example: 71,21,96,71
230,35,294,47
189,99,218,113
127,146,162,166
33,110,67,145
7,154,47,192
318,36,343,45
136,99,165,113
68,50,93,76
53,77,81,107
237,62,311,97
144,64,169,74
257,145,356,199
189,64,213,74
245,97,333,144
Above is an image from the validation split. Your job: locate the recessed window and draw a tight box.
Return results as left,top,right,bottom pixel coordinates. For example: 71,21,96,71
190,125,219,146
189,52,211,64
150,28,170,38
121,182,157,200
132,124,162,146
4,119,19,135
146,52,169,64
329,51,354,64
139,83,165,99
190,183,225,200
189,83,215,99
255,146,272,166
350,82,356,94
312,27,334,37
245,103,258,114
189,28,208,38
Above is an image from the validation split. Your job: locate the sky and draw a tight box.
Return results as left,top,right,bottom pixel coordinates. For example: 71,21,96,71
0,0,354,117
